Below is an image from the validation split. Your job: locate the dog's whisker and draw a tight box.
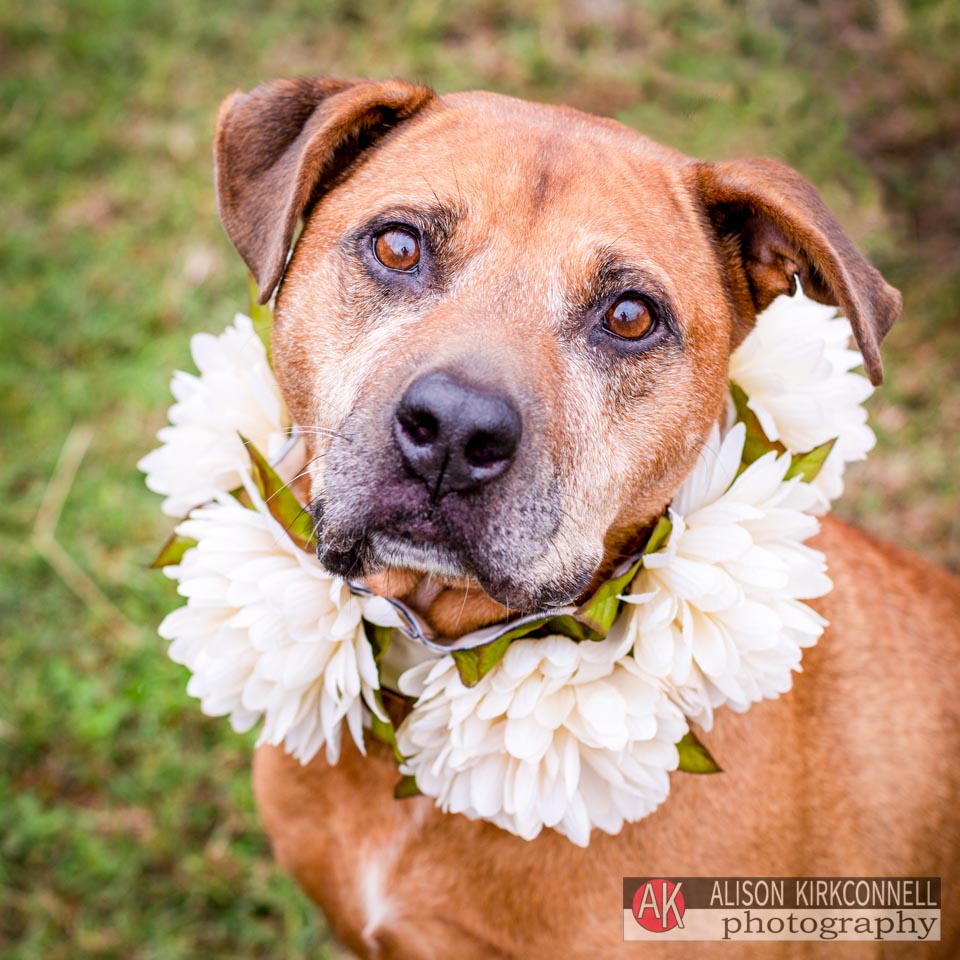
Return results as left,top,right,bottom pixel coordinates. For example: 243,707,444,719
291,426,338,437
294,425,354,444
453,579,472,630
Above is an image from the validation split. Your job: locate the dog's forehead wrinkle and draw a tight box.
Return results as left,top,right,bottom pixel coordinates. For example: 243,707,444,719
378,98,688,212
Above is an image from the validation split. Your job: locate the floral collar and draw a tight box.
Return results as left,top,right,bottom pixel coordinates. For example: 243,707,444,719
140,285,873,847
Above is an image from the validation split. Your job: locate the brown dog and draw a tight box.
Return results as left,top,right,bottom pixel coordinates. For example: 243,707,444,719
213,78,960,958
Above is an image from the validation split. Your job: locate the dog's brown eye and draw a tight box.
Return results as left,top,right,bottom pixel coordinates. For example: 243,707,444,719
374,228,420,271
603,296,653,340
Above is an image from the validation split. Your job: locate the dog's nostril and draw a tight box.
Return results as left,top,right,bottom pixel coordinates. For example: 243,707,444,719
464,429,515,469
400,409,439,447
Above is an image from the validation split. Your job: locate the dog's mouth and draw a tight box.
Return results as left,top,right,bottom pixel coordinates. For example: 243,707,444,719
314,499,596,616
366,530,470,579
316,506,485,595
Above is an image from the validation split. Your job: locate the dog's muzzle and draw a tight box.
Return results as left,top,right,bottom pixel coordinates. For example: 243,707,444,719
313,363,595,610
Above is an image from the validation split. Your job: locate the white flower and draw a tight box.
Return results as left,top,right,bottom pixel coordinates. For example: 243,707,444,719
729,286,874,508
158,487,381,764
138,314,303,517
623,422,831,728
395,633,688,847
143,284,873,845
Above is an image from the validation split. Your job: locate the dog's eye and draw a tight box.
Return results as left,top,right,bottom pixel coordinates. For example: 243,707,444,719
602,296,654,340
373,228,421,271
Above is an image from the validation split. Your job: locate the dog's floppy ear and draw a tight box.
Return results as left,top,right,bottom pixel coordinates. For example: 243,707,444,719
214,77,436,304
691,157,901,385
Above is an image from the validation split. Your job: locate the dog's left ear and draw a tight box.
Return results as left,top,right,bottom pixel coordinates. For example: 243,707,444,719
691,157,901,385
214,76,437,304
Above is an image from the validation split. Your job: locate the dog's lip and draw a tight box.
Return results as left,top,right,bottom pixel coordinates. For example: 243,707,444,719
368,530,470,578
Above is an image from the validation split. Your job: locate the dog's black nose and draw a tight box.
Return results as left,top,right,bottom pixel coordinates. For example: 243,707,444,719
393,371,521,498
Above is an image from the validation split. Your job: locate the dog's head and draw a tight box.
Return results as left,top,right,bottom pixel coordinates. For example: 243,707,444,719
214,78,900,623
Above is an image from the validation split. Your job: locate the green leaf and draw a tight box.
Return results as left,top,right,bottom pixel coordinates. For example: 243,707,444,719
150,532,197,569
452,633,512,687
369,698,406,764
451,610,593,686
241,434,316,552
450,649,480,686
366,623,393,665
493,616,554,644
450,603,610,687
784,438,836,483
677,730,722,774
643,514,674,556
573,515,672,636
575,559,643,636
393,774,421,799
730,383,786,466
539,614,599,642
364,657,408,762
368,709,396,748
247,272,273,360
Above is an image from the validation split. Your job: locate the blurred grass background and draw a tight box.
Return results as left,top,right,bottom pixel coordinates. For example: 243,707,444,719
1,0,957,956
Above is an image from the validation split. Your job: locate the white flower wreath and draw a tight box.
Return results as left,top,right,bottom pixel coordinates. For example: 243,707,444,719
141,285,874,847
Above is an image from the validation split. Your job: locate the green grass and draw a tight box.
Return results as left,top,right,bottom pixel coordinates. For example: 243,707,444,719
2,0,957,956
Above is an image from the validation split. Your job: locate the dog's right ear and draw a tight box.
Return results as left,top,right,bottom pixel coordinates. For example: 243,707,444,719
691,157,901,385
214,77,436,304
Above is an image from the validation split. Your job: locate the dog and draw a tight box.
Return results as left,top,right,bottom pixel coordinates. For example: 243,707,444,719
212,77,960,958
